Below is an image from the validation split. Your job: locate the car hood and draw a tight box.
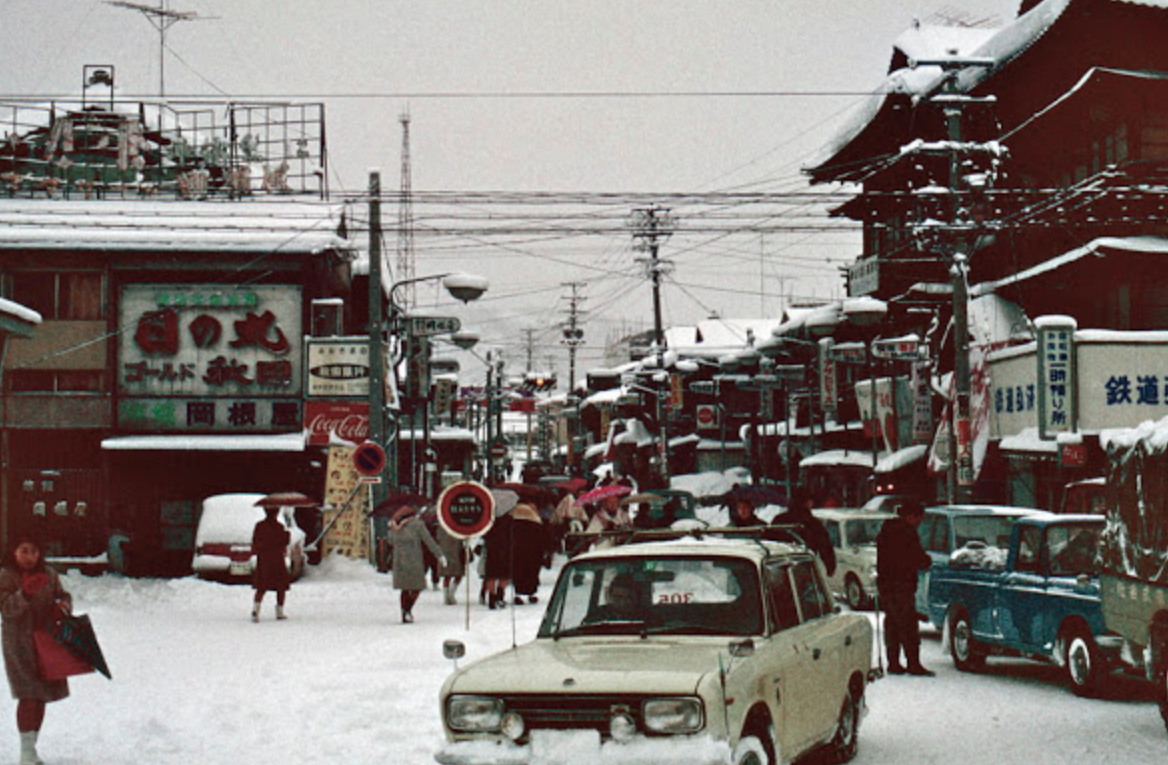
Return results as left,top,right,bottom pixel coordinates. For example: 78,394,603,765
447,637,726,696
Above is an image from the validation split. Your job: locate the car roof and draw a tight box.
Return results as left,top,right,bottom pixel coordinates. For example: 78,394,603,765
813,508,894,521
570,535,805,565
925,504,1051,517
1016,513,1105,528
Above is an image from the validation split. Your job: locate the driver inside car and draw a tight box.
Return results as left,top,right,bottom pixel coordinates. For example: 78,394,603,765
586,571,646,622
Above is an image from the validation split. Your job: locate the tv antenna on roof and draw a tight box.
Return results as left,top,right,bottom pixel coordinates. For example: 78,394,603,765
106,1,213,99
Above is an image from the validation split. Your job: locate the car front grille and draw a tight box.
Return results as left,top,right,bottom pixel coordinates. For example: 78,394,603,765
499,694,650,737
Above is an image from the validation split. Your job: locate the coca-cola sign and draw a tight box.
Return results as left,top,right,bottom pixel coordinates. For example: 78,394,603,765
304,400,370,445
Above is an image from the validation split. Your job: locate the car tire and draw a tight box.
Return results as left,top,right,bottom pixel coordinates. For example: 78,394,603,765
824,688,860,763
1063,626,1103,696
844,575,867,611
948,608,986,671
733,734,771,765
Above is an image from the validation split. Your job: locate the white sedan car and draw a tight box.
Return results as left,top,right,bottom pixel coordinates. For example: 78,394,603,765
437,535,873,765
192,493,307,582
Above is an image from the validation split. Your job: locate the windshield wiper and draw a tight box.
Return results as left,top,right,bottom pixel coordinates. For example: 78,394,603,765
553,619,647,640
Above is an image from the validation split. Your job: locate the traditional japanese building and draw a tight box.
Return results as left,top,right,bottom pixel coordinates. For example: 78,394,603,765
807,0,1168,507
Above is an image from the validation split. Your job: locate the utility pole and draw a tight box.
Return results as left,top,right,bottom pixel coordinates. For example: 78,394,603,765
630,207,676,354
915,55,995,502
396,112,416,310
366,170,390,505
560,282,586,392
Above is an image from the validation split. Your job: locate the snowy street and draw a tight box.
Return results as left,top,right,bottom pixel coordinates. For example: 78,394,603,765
8,555,1162,765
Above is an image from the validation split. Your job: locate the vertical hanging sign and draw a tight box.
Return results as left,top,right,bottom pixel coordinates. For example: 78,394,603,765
911,360,933,444
818,338,837,421
1036,315,1077,440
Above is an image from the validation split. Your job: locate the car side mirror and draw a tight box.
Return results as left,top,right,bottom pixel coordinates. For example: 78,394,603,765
443,639,466,661
728,639,755,658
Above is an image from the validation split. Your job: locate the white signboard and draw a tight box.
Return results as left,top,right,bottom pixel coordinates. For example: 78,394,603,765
1036,317,1077,439
306,337,371,398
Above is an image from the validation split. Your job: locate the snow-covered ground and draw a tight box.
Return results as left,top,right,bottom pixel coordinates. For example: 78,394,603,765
13,549,1163,765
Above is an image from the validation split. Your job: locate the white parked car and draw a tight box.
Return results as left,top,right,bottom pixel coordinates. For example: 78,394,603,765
192,493,307,582
814,508,893,611
437,535,873,765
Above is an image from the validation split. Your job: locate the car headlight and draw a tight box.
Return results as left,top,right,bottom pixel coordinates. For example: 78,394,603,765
642,697,704,734
446,695,505,732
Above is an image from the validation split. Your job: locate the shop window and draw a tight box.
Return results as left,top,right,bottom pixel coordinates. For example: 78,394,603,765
5,271,104,321
8,370,104,393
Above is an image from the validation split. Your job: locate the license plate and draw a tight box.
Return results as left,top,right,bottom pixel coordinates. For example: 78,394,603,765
229,561,252,577
529,729,600,761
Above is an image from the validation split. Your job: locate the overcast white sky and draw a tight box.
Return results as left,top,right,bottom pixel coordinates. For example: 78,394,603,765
1,0,1022,379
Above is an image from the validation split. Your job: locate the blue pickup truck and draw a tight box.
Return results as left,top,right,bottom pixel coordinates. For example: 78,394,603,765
928,514,1126,695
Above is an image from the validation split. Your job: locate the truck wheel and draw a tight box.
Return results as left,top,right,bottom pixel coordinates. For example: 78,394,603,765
1063,626,1103,696
845,576,867,611
948,608,985,671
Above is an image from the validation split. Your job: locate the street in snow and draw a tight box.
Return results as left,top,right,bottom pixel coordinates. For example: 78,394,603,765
18,553,1164,765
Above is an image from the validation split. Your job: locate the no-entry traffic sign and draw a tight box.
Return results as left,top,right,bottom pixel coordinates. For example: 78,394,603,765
437,481,495,539
352,441,387,477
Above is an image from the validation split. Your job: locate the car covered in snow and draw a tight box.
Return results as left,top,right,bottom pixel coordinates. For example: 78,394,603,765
814,508,893,610
436,535,874,765
191,493,307,582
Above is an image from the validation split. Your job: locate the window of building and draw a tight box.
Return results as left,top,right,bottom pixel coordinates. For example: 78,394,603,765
8,370,104,394
4,271,104,321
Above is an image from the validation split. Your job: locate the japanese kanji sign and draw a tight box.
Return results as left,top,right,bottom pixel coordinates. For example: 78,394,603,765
118,284,303,431
1036,316,1077,439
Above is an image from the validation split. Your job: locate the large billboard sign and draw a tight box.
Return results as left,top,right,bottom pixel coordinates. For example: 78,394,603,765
117,283,302,431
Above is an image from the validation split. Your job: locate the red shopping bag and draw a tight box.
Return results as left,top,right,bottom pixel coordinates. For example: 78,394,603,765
33,629,93,680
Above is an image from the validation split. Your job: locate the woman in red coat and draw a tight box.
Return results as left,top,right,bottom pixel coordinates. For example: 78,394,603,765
0,535,73,765
251,507,291,622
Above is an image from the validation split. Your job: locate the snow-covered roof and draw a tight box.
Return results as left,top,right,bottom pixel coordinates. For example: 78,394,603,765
800,449,878,468
874,444,929,474
0,199,352,255
998,427,1059,454
978,236,1168,293
102,432,306,451
0,298,41,326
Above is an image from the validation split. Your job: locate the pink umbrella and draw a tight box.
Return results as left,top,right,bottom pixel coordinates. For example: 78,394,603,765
572,483,632,508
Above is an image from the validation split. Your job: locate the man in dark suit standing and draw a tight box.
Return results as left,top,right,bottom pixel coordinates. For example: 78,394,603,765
876,498,933,676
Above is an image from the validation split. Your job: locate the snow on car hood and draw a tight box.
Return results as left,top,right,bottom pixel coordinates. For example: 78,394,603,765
448,637,724,696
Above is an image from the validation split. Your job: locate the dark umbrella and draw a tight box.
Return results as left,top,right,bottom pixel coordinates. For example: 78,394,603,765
723,485,787,509
255,492,318,509
496,482,558,507
370,493,430,518
548,477,588,493
54,613,111,680
572,483,633,508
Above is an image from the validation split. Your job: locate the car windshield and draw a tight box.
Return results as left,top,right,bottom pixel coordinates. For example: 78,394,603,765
844,519,884,547
539,556,763,638
951,514,1023,551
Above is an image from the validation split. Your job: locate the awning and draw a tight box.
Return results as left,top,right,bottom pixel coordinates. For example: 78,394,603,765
102,433,306,452
998,428,1059,456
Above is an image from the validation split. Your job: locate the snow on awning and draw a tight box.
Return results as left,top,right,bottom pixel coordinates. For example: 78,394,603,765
874,444,928,474
977,236,1168,295
799,449,877,469
998,427,1059,455
102,432,306,452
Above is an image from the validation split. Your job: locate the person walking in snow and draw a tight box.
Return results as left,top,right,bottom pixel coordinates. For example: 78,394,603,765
389,504,445,623
510,503,550,605
0,535,73,765
251,506,292,622
773,486,836,576
436,525,469,606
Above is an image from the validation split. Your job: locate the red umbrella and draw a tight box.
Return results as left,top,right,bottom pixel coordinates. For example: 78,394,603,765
496,482,557,506
370,492,430,517
255,492,318,508
549,477,588,493
572,483,632,508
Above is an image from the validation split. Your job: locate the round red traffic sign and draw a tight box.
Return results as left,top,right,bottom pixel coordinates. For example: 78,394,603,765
437,481,495,539
696,404,716,428
488,442,508,460
352,441,387,477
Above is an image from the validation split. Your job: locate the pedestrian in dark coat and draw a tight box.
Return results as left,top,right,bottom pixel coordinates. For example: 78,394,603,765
876,497,933,676
390,505,445,623
0,535,73,765
510,503,550,605
773,487,836,576
482,512,514,609
251,507,291,622
436,526,469,606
